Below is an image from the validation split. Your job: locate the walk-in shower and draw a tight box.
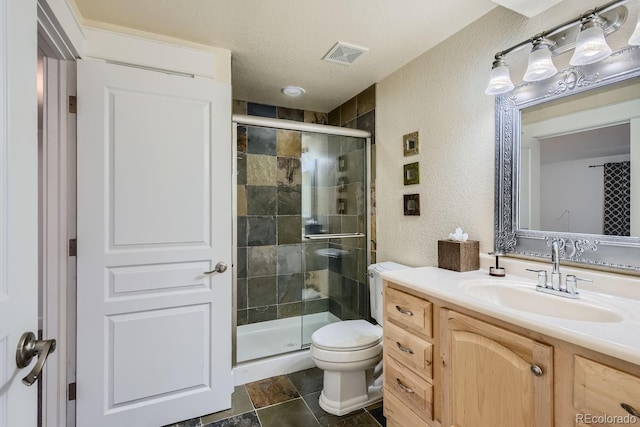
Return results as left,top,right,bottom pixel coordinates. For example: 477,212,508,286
233,115,371,366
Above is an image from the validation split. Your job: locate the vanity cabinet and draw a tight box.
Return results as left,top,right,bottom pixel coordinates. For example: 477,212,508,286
441,310,553,427
574,356,640,426
383,280,640,427
383,282,553,427
383,287,435,427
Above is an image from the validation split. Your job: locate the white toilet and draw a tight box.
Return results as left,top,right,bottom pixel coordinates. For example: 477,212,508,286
310,261,409,416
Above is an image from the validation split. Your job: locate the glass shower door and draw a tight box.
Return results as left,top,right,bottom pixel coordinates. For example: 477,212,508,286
301,132,368,346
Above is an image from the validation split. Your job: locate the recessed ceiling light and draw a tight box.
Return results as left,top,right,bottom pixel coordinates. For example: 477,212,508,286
281,86,306,97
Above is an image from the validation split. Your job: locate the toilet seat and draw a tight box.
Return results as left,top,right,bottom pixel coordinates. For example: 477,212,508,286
311,320,382,351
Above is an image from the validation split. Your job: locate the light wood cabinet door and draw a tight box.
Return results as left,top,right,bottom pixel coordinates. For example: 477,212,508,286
442,310,553,427
574,356,640,426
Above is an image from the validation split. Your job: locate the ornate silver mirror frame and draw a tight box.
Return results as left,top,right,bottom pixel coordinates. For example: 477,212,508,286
495,45,640,272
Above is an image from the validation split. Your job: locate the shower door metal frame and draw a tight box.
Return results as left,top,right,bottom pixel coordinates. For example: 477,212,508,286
231,114,371,366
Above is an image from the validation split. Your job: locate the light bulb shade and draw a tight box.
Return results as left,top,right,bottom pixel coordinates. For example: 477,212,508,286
523,46,558,82
485,64,514,95
629,14,640,45
570,24,612,66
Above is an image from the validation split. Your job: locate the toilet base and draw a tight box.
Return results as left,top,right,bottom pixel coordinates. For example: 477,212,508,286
317,364,384,416
319,384,383,416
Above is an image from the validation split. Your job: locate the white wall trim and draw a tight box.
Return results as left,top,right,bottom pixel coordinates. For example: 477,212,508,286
0,0,8,300
41,55,71,427
83,26,231,83
38,0,85,58
37,2,78,60
0,336,7,427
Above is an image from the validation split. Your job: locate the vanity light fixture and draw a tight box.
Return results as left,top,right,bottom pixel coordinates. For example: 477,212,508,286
485,0,633,95
281,86,306,97
523,38,558,82
485,56,515,95
570,15,613,65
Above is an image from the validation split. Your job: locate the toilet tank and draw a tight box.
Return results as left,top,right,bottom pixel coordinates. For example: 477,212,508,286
368,262,410,325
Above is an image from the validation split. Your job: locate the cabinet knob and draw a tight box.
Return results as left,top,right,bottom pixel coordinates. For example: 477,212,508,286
530,365,543,377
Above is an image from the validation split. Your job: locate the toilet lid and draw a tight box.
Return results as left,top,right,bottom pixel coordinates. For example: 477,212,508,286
311,320,382,351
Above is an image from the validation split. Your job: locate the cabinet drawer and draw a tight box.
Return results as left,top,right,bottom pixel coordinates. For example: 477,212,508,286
385,391,431,427
574,356,640,424
385,286,432,337
385,354,433,422
385,321,432,378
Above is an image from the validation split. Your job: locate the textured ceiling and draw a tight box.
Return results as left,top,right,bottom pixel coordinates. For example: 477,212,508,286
71,0,502,112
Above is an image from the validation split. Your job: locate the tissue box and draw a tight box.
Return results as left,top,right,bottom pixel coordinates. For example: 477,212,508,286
438,240,479,272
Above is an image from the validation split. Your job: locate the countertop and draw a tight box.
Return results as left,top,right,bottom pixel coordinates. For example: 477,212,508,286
381,266,640,366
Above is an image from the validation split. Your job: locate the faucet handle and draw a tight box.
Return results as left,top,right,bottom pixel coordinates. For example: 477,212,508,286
565,275,592,295
526,269,547,288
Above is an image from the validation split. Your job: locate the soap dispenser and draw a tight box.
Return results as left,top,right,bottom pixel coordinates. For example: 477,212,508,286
489,251,506,277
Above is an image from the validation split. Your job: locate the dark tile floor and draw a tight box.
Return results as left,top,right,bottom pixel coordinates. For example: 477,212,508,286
165,367,386,427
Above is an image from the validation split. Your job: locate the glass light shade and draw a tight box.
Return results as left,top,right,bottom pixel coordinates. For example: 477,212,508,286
523,46,558,82
570,24,612,66
485,65,514,95
629,14,640,45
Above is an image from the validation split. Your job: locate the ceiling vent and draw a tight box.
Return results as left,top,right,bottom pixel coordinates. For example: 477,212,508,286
322,42,368,65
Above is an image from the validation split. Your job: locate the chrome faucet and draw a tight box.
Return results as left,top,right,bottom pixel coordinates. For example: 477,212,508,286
550,241,561,291
526,240,592,299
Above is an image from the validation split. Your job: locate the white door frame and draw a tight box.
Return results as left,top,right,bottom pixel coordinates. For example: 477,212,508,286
39,55,76,427
37,2,78,426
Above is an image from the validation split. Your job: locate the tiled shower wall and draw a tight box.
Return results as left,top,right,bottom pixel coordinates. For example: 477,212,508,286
234,87,376,325
327,85,377,321
234,101,331,325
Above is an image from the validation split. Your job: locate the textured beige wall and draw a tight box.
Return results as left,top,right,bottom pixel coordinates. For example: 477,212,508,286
376,0,639,267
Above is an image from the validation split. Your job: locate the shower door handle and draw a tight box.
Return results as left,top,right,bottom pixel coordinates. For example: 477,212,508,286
204,261,227,275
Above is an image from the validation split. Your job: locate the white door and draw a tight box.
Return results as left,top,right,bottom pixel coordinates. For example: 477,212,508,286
76,59,232,427
0,1,40,427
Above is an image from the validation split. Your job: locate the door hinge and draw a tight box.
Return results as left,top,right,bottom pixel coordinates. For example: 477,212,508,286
68,239,77,257
68,382,76,401
68,96,77,114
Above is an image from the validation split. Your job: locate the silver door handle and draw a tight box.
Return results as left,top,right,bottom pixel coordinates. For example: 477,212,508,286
16,332,56,386
204,261,227,275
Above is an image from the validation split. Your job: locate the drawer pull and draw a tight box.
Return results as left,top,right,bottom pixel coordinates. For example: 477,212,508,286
530,365,543,377
621,403,640,417
396,342,414,354
395,305,414,316
396,378,414,394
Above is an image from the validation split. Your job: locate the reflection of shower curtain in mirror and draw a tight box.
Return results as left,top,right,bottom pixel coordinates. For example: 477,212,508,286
603,161,631,236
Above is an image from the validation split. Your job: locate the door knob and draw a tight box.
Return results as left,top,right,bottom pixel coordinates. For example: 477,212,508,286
16,332,56,386
204,261,227,275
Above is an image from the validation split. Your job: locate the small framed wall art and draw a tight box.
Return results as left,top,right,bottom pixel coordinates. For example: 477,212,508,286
403,131,419,156
403,194,420,216
403,162,419,185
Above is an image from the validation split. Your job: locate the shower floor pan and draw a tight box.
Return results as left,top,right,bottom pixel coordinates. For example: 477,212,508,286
237,311,340,363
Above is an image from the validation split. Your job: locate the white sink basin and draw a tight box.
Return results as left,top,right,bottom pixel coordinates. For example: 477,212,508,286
461,279,623,323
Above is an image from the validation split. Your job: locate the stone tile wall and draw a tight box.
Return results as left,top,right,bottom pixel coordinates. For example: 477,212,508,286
234,101,330,325
234,91,376,325
327,85,377,321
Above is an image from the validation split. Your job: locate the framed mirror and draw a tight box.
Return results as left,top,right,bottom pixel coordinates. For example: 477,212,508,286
495,45,640,272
